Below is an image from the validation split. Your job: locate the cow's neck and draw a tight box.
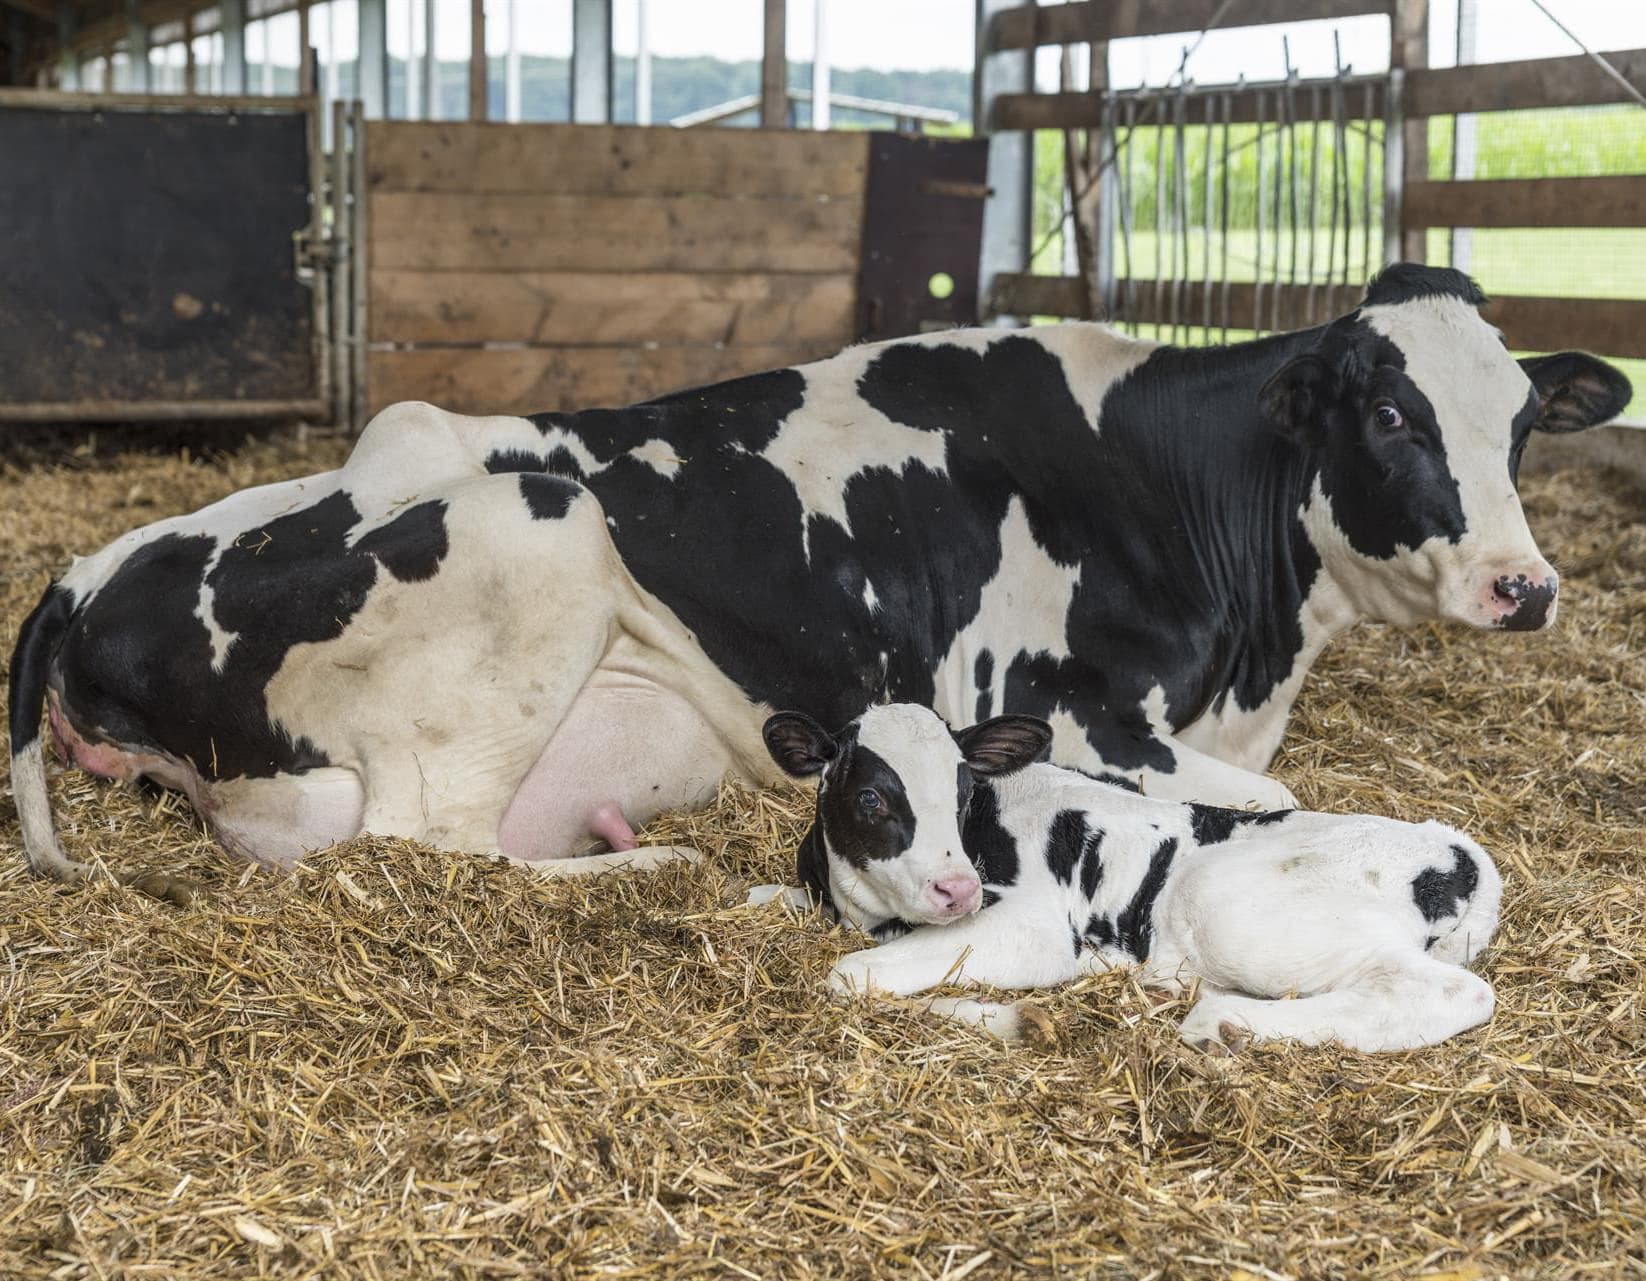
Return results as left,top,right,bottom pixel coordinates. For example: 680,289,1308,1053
1091,326,1359,753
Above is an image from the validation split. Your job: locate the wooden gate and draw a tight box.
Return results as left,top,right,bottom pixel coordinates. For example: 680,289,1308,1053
356,122,873,420
0,90,329,422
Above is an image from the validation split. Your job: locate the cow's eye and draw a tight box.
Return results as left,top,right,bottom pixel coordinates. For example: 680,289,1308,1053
857,788,883,814
1373,401,1405,431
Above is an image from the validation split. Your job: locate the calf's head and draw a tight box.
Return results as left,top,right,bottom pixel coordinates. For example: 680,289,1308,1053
763,704,1052,931
1262,264,1631,632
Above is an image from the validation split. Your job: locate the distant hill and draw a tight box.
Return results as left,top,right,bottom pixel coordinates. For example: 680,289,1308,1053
380,54,972,129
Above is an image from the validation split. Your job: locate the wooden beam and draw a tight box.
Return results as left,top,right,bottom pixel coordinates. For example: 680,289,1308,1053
1393,0,1428,260
984,0,1392,52
1402,176,1646,229
468,0,486,119
1406,48,1646,116
990,274,1646,361
760,0,785,127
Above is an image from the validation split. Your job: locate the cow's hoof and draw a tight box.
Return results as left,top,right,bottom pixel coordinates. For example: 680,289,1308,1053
121,870,198,907
1013,1002,1061,1052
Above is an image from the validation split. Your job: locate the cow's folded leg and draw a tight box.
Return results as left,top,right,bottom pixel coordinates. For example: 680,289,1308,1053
1134,735,1298,810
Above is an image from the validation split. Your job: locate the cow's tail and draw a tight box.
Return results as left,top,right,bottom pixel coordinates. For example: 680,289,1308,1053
7,582,90,880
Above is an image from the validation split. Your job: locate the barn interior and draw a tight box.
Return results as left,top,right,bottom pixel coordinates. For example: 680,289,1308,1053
1,2,1645,1278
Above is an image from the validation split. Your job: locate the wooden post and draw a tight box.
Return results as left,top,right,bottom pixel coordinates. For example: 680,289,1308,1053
183,9,195,95
221,0,246,93
358,0,387,118
570,0,612,124
298,0,313,95
55,2,77,90
469,0,486,119
1393,0,1428,262
760,0,785,127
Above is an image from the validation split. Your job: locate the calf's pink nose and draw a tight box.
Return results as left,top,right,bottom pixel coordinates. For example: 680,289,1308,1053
928,874,982,916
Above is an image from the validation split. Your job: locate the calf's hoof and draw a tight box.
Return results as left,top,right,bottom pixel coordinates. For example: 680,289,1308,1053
1012,1001,1061,1052
121,870,199,908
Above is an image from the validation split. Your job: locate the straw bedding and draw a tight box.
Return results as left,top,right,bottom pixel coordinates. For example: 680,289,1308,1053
1,425,1642,1280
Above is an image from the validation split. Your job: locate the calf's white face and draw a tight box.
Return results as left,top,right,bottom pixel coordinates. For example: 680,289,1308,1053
1264,271,1632,633
764,704,1051,930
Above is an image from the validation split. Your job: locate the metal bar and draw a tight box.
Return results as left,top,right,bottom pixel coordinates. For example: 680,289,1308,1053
1116,97,1136,327
1305,83,1321,325
331,98,351,430
1324,67,1343,316
421,0,435,117
984,0,1396,53
1168,84,1186,344
1271,81,1286,334
635,0,651,123
307,92,331,421
1202,93,1214,343
1253,90,1266,335
1282,67,1298,332
1361,80,1375,282
1154,96,1168,341
0,399,331,423
1334,63,1351,307
1393,0,1428,261
1219,89,1231,342
221,0,245,93
1095,92,1119,317
504,0,520,121
812,0,830,129
1383,67,1404,267
989,74,1387,131
350,99,369,432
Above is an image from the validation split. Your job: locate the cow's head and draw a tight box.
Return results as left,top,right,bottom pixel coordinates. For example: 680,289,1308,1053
763,704,1050,931
1262,264,1632,631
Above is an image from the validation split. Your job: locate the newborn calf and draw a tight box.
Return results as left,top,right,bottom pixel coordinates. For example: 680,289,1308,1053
760,704,1501,1053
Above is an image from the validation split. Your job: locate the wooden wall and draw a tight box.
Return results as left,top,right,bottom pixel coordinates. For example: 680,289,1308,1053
364,123,869,416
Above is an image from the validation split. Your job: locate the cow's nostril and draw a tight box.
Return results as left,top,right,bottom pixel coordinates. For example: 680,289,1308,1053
1494,575,1528,604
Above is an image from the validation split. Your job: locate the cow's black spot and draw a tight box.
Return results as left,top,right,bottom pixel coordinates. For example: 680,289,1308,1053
1070,922,1084,958
519,473,579,522
1363,263,1487,308
356,500,449,582
1116,837,1178,961
485,448,547,475
1078,827,1105,900
1188,803,1294,846
973,649,994,723
1412,845,1480,923
963,780,1018,888
1046,809,1087,885
1085,913,1117,949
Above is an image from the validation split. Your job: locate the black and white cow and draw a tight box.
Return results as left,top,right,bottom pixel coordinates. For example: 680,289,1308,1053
7,265,1631,878
758,703,1502,1053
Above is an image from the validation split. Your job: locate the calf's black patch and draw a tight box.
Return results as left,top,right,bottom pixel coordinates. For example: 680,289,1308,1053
962,781,1019,889
1188,803,1294,846
1412,845,1480,923
1116,837,1179,961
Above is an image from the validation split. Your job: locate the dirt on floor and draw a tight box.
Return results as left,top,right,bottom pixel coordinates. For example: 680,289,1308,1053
0,426,1643,1280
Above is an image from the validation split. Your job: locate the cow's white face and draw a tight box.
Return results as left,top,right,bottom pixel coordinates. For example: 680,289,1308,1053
764,705,1051,932
1264,269,1632,632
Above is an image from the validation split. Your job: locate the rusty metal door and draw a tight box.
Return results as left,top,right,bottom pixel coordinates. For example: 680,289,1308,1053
0,90,331,423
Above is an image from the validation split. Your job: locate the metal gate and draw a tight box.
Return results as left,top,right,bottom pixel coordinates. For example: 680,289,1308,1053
0,90,334,423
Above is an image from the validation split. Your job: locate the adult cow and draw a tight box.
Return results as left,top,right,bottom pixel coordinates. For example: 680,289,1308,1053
8,265,1631,879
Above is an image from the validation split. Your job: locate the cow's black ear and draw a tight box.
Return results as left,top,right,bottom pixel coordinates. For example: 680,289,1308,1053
955,715,1053,776
763,711,837,778
1519,352,1632,434
1258,354,1335,446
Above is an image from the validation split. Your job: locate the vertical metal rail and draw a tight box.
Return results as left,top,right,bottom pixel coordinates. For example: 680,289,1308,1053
329,98,351,430
1323,71,1343,317
1201,93,1215,344
349,100,369,433
1117,97,1137,329
1332,67,1350,312
306,95,331,421
1305,83,1321,326
1096,95,1119,318
1360,81,1376,283
1253,89,1266,336
1219,89,1231,343
975,0,1034,324
1281,67,1299,333
1153,101,1168,341
1383,67,1405,268
1270,80,1286,335
1169,85,1187,344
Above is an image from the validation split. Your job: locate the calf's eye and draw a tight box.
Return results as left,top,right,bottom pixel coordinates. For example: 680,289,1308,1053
1373,402,1405,431
857,788,883,814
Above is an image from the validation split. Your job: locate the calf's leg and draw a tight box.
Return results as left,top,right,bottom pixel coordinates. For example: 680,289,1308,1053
1177,955,1495,1053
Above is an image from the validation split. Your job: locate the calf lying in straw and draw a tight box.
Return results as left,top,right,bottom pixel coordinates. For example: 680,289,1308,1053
756,703,1501,1053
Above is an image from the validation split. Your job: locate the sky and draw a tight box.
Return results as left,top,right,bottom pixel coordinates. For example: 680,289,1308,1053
288,0,1646,89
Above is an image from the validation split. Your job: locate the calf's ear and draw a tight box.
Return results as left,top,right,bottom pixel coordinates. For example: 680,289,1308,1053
1519,352,1633,433
1257,354,1335,446
955,715,1054,776
763,711,837,777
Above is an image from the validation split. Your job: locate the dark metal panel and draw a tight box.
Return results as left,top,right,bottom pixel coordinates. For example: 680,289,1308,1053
0,102,316,412
856,134,990,342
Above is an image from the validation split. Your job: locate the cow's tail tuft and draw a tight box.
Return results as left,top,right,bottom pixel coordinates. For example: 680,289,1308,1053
8,582,90,880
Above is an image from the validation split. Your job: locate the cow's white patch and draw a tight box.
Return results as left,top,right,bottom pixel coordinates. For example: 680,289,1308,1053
629,438,684,479
760,361,949,559
931,498,1079,725
863,579,879,612
194,573,238,672
1029,323,1158,432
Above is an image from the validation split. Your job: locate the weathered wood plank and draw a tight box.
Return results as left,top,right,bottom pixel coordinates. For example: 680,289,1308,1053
990,274,1646,360
364,120,869,197
1407,49,1646,116
1402,176,1646,229
367,344,835,417
369,191,863,273
369,270,857,345
984,0,1391,52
